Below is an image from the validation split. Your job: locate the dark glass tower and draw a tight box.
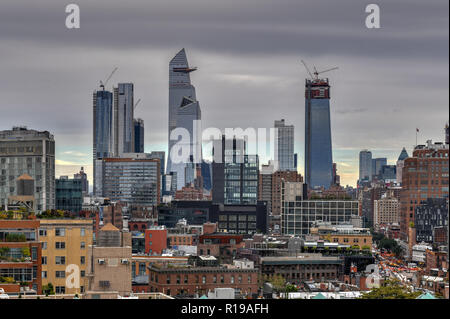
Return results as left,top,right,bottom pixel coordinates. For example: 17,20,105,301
134,118,144,153
304,78,333,189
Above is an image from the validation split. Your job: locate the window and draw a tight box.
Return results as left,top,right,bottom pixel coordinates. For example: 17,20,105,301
230,276,235,284
55,242,66,249
55,228,65,236
42,271,47,279
167,276,171,284
39,229,47,237
31,247,37,261
55,286,66,294
81,271,85,277
80,228,85,236
55,256,66,265
55,271,65,278
41,256,47,265
80,242,85,249
42,242,47,250
202,276,206,284
80,256,85,265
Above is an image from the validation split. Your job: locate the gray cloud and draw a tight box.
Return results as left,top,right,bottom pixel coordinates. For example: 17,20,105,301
0,0,448,186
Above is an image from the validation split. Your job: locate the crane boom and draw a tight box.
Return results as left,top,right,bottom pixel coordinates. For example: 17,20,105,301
134,98,141,110
100,67,118,89
301,60,314,80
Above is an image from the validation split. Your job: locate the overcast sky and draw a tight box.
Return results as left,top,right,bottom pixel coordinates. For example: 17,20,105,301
0,0,448,187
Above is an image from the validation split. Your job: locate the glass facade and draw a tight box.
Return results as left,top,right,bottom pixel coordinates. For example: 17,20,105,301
304,79,333,189
275,119,294,171
93,90,114,159
102,159,160,206
224,155,258,205
55,177,83,212
281,200,359,236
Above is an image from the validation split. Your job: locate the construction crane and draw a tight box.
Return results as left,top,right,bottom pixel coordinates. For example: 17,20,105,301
301,60,338,81
99,67,118,90
134,98,141,110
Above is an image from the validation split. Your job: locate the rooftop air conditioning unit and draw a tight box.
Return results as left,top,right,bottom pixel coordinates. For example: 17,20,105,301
121,258,129,264
98,258,105,264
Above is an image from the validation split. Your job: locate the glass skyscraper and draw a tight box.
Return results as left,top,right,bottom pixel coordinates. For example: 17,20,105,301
167,48,202,189
359,150,373,182
274,119,295,171
93,89,114,159
134,118,144,153
115,83,135,155
304,78,333,189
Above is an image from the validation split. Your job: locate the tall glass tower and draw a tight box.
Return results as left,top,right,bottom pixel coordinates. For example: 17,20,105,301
304,78,333,189
167,48,201,189
274,119,295,171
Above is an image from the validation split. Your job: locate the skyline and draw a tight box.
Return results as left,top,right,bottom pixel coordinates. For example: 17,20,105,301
0,0,448,187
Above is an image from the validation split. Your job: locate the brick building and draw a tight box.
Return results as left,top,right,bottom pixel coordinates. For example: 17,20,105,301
0,218,42,295
400,140,449,242
147,257,258,297
197,233,245,264
145,226,167,255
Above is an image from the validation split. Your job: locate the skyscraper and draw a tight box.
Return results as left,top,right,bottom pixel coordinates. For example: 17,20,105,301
167,48,201,189
274,119,294,171
372,157,387,179
134,118,144,153
74,166,89,196
304,78,333,189
359,150,373,182
114,83,135,155
93,89,114,159
396,147,409,184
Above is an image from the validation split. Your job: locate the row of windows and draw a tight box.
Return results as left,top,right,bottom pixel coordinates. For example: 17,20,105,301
41,256,85,265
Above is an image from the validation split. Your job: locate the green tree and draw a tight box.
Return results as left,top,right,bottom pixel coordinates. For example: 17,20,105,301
359,280,421,299
42,283,55,296
269,274,286,293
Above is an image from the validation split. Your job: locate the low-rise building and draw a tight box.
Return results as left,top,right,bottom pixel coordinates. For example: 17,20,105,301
310,223,372,249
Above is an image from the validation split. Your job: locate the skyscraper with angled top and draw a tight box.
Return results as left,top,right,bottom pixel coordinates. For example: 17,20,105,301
166,48,202,189
304,78,333,189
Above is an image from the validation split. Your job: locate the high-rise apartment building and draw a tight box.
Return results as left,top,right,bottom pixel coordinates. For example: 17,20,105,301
374,195,399,231
115,83,135,155
304,78,333,189
0,127,55,212
400,140,449,242
133,118,144,153
274,119,294,171
359,150,372,182
372,158,387,179
167,49,202,189
415,198,448,244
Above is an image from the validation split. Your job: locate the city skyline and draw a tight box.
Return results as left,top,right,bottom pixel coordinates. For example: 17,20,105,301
0,0,448,187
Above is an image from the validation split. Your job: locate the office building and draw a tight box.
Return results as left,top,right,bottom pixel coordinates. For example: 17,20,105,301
38,219,93,294
380,165,397,182
274,119,295,171
359,150,372,182
93,90,114,160
258,163,275,215
55,176,83,213
134,118,145,153
281,193,359,236
167,49,202,189
74,167,89,196
372,158,387,179
304,77,333,189
96,157,160,207
0,127,55,212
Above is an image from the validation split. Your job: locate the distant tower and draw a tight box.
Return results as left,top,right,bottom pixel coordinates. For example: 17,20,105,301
274,119,295,171
445,123,449,145
114,83,135,155
133,118,145,153
359,150,372,182
166,49,202,189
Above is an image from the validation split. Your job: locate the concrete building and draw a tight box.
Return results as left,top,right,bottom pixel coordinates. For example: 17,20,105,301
38,219,93,294
114,83,135,155
0,127,55,212
309,223,372,249
374,195,399,231
85,223,132,298
396,147,409,184
258,163,276,215
274,119,295,171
